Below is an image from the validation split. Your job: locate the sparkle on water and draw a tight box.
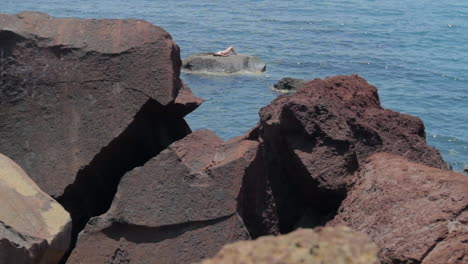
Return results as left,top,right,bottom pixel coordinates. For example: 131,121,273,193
3,0,467,172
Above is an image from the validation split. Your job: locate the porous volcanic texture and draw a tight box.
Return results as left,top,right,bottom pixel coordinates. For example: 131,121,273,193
329,153,468,264
0,11,194,197
256,74,448,233
0,11,202,261
0,153,71,264
197,226,380,264
67,130,270,264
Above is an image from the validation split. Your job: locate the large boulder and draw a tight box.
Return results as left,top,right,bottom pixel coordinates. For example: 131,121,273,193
0,153,72,264
0,11,202,246
182,53,266,74
329,153,468,264
255,74,448,233
198,226,380,264
0,10,200,197
67,130,266,263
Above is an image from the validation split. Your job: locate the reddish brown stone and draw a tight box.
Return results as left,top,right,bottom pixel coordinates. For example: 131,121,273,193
256,74,448,233
67,214,248,264
67,130,265,263
0,11,198,198
0,11,203,260
328,153,468,264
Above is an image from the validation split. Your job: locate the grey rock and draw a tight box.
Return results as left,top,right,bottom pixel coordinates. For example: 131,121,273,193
182,53,266,74
273,77,310,92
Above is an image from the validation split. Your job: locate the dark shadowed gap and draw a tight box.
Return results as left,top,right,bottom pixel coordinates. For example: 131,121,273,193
236,136,280,239
258,106,353,234
0,31,29,104
266,138,348,233
0,30,25,57
57,98,191,263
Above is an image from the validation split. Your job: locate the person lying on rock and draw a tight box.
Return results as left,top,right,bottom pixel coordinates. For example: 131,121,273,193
214,46,237,56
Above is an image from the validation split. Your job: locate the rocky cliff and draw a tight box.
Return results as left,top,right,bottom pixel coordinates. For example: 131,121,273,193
1,11,465,264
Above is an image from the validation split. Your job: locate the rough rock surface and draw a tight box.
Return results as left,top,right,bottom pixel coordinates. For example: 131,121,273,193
182,53,266,74
329,153,468,264
198,226,380,264
1,12,459,264
256,74,448,233
0,153,72,264
0,11,199,197
67,130,267,264
0,11,202,255
273,77,310,92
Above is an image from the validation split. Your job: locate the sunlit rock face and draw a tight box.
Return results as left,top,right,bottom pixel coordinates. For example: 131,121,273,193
0,153,72,264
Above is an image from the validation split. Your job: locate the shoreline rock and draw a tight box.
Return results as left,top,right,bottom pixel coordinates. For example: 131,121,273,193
0,11,197,198
182,53,266,74
272,77,310,92
254,74,448,235
1,11,462,264
66,130,261,263
329,153,468,264
0,11,202,263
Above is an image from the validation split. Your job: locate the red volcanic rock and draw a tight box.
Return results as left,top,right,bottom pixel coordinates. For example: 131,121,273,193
0,12,204,263
67,130,266,263
0,11,202,252
0,11,197,198
257,74,448,233
68,214,248,264
329,153,468,264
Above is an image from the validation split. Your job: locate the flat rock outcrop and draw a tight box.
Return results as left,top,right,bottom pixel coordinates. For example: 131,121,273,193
273,77,310,92
256,74,448,233
67,130,265,264
198,226,380,264
182,53,266,74
329,153,468,264
0,153,71,264
0,11,203,253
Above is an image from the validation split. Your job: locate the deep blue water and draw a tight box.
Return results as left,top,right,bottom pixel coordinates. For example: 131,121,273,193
3,0,467,172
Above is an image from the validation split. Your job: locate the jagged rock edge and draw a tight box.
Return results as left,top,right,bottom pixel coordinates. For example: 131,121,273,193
99,213,239,244
419,204,468,263
56,97,192,263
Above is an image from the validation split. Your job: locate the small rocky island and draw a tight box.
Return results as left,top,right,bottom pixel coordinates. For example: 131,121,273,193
1,12,467,264
182,53,266,74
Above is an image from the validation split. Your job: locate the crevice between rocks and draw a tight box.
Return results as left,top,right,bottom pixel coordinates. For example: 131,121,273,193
57,98,191,263
258,115,350,235
266,140,346,233
237,123,348,238
237,139,280,239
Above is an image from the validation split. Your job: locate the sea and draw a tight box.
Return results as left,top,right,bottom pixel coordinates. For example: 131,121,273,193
3,0,467,172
